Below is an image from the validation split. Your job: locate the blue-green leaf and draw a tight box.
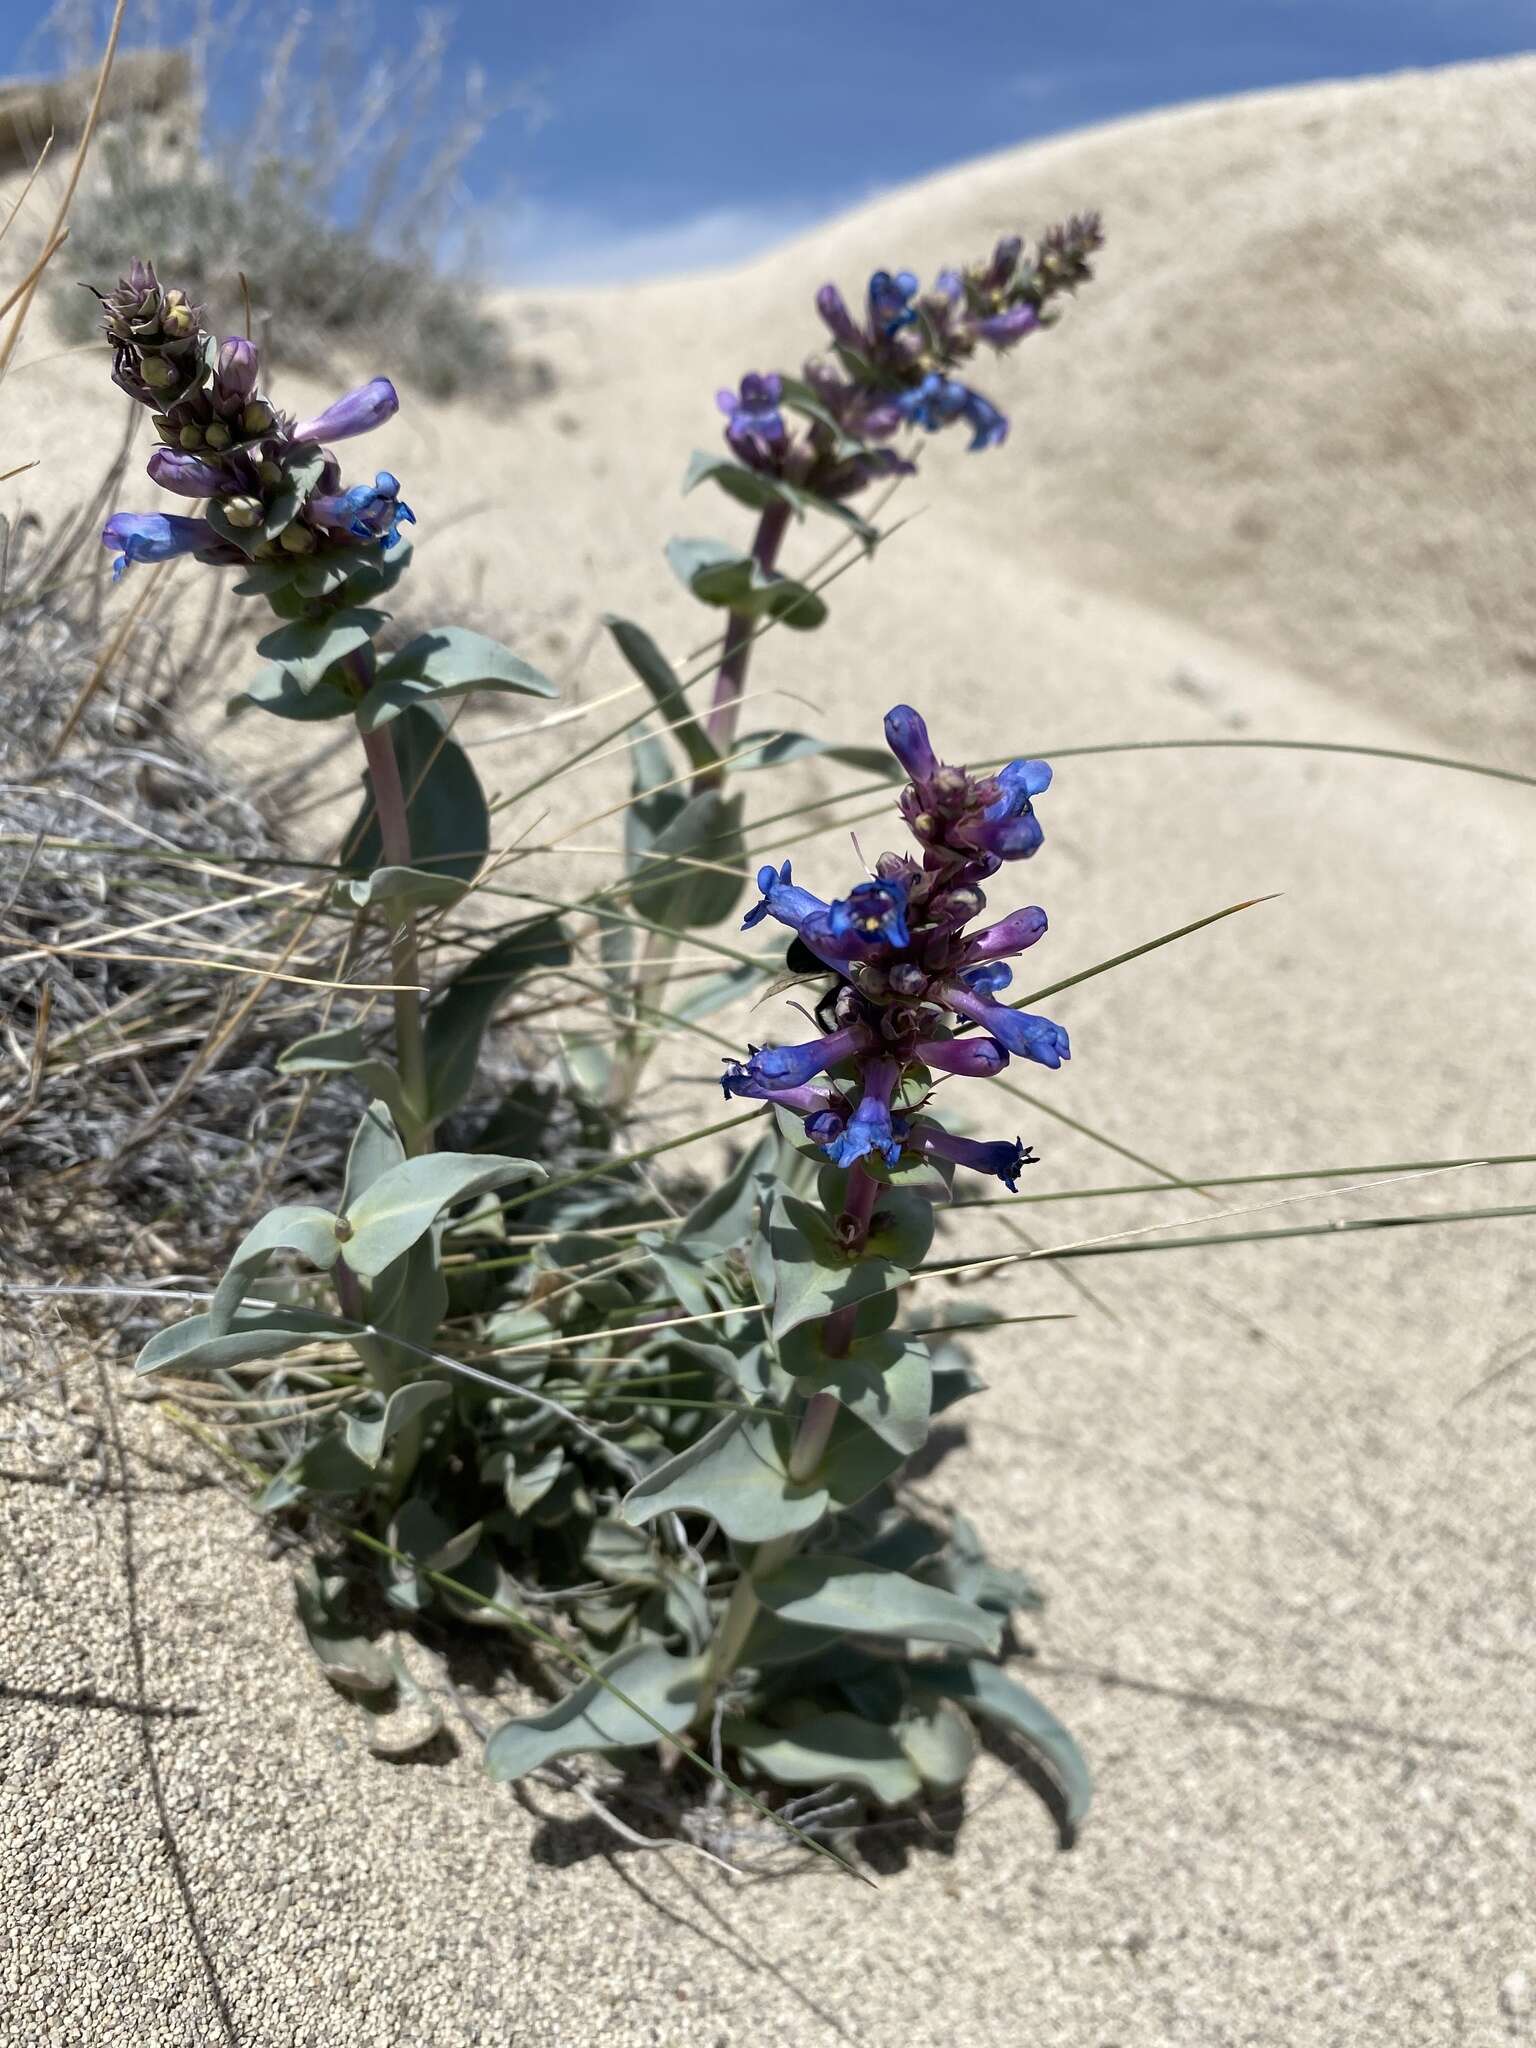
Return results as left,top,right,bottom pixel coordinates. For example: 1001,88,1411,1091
752,1556,1002,1655
228,665,356,722
341,705,490,888
208,1204,341,1335
278,1024,407,1127
602,614,718,773
628,788,745,930
423,917,570,1123
727,1711,921,1804
133,1304,351,1377
917,1661,1092,1830
255,608,385,691
729,728,901,776
340,864,468,915
344,1379,449,1469
341,1151,543,1280
895,1695,977,1793
681,450,877,545
484,1642,704,1782
358,626,557,731
665,537,828,630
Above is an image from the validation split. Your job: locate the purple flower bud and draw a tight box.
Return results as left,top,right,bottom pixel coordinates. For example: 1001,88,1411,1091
915,1124,1036,1190
916,1036,1010,1078
883,705,939,785
969,304,1039,348
963,905,1048,961
944,986,1070,1069
101,511,211,582
980,235,1024,290
815,283,862,346
214,336,259,404
147,448,228,498
716,371,788,469
291,377,399,446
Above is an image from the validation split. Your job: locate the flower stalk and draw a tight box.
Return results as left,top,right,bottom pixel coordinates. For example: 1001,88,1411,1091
357,713,432,1152
699,500,791,782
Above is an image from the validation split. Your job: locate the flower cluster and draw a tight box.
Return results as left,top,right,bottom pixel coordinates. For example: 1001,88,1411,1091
722,705,1069,1188
92,260,413,582
715,214,1103,500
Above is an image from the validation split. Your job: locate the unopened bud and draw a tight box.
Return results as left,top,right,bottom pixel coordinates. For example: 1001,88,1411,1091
256,459,283,485
911,812,940,840
162,303,194,338
203,422,231,450
241,400,274,435
221,495,264,529
278,521,316,554
178,424,205,450
889,963,927,997
140,355,176,389
932,765,968,804
853,963,889,999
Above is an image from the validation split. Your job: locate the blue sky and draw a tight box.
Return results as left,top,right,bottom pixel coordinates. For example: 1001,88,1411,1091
14,1,1535,282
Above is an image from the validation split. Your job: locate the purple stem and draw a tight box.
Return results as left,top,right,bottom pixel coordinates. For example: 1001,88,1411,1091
356,709,431,1153
698,501,791,784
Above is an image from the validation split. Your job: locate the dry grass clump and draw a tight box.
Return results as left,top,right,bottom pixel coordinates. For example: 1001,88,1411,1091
0,497,353,1313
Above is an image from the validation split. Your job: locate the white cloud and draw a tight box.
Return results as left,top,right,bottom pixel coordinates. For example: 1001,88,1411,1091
489,195,831,286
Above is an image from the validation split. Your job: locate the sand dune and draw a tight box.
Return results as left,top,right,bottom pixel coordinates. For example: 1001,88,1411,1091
4,57,1535,2048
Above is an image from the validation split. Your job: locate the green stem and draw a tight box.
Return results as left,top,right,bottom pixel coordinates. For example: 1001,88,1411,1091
357,717,431,1152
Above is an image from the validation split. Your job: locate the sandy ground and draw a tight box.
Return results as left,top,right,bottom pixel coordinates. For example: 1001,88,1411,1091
3,54,1536,2048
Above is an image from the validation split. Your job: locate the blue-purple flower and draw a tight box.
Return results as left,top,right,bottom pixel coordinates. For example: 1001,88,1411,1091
308,471,415,549
723,706,1070,1185
824,1057,903,1170
914,1127,1037,1190
717,373,788,469
101,512,213,581
868,269,920,336
291,378,400,447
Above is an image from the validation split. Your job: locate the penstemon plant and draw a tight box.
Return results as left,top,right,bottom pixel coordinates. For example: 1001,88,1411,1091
484,703,1087,1819
597,215,1103,1104
115,222,1102,1830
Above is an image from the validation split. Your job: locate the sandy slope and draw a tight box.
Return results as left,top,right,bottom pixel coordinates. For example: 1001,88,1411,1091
3,56,1535,2048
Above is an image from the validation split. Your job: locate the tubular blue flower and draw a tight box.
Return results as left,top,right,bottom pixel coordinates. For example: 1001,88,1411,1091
147,448,228,497
959,960,1012,997
868,269,919,335
916,1035,1010,1078
740,860,829,937
825,878,909,951
896,372,967,432
986,759,1052,819
290,377,399,446
720,1022,871,1099
933,268,964,302
883,704,939,785
915,1125,1037,1190
823,1057,903,1169
960,388,1009,451
101,511,211,581
308,471,415,548
944,985,1070,1069
716,372,787,466
962,905,1048,962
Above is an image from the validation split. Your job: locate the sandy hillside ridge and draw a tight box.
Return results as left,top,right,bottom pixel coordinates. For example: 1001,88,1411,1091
2,56,1535,2048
